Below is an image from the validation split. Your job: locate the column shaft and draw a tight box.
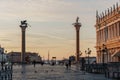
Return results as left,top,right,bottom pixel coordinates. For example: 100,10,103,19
76,30,79,62
22,29,26,63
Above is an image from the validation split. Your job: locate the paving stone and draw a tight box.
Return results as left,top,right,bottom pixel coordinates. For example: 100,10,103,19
12,64,112,80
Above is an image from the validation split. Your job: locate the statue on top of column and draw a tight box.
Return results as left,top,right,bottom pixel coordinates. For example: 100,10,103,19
76,17,79,23
21,20,27,27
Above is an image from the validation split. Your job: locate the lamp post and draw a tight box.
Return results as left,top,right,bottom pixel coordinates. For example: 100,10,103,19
5,50,7,62
98,47,102,63
85,48,91,65
1,51,3,70
102,44,108,66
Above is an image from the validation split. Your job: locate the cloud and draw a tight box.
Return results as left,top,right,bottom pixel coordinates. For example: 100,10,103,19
0,39,11,42
0,0,100,22
27,33,66,40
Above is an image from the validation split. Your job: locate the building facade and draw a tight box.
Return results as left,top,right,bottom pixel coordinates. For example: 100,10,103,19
7,52,42,63
95,3,120,63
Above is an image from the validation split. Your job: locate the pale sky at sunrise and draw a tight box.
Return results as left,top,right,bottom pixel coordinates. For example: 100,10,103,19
0,0,119,60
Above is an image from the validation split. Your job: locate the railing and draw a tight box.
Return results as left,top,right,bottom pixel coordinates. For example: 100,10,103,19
0,63,13,80
105,62,120,79
85,62,120,79
85,63,105,73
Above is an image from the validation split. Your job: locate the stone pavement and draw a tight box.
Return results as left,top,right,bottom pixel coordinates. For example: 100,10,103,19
12,64,113,80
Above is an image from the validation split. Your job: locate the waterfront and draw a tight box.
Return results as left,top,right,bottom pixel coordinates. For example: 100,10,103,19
12,64,111,80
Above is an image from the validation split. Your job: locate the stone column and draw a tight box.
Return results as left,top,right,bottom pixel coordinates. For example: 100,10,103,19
117,22,119,36
100,30,102,43
110,25,113,39
110,26,111,39
102,29,104,42
20,21,27,63
109,26,110,40
113,25,115,38
73,17,81,62
20,20,28,80
114,23,117,37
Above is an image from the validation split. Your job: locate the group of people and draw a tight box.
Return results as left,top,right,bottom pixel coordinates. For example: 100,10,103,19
32,60,72,69
33,60,44,68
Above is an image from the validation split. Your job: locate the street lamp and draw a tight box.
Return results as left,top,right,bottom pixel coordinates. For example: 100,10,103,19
85,48,91,65
102,44,108,65
1,51,4,70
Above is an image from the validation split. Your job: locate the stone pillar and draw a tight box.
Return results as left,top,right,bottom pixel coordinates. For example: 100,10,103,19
21,27,26,63
100,30,101,43
110,25,113,39
117,22,119,36
113,24,115,37
108,26,110,40
110,26,111,39
20,20,28,80
102,29,104,42
73,17,81,62
115,23,117,37
104,29,105,42
118,21,120,36
76,28,80,61
20,21,27,63
101,30,102,42
98,31,100,44
114,23,117,37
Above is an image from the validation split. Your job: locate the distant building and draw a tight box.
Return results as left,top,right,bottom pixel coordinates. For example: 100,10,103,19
95,3,120,63
7,52,42,63
0,47,7,62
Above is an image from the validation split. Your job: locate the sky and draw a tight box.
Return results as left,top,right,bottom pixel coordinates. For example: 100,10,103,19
0,0,119,60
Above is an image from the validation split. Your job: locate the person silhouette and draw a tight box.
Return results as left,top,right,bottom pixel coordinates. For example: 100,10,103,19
33,60,36,68
65,61,69,69
68,60,71,68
